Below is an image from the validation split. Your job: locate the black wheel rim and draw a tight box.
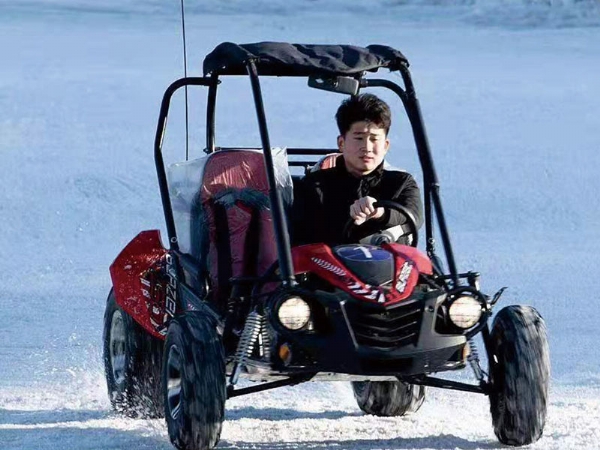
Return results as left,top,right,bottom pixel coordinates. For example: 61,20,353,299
109,310,127,385
166,344,183,420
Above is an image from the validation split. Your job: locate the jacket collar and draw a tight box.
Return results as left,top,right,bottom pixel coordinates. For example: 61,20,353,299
336,155,385,181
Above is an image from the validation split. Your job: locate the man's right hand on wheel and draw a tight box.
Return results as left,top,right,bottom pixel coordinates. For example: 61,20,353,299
350,196,384,225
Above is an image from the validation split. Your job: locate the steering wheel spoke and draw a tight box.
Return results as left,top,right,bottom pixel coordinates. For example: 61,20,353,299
343,201,419,247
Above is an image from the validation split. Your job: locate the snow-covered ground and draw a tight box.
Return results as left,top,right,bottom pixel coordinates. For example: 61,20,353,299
1,1,599,449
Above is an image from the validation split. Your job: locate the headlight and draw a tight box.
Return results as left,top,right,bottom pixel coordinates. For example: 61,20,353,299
277,296,311,331
448,295,483,329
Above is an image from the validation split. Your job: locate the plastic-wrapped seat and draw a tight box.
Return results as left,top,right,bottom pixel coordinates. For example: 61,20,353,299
168,148,293,307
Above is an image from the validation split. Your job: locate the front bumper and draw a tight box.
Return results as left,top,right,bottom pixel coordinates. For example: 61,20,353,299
267,288,467,377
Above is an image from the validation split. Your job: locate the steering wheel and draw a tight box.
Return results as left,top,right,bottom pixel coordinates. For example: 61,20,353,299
342,200,419,248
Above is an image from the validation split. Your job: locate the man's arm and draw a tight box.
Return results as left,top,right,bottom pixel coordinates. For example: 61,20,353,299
375,172,424,230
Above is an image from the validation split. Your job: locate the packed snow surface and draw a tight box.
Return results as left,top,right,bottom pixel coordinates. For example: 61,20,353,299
1,1,599,449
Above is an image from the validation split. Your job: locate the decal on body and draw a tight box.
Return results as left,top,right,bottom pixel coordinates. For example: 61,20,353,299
311,257,347,276
311,256,385,303
165,253,178,319
395,261,413,293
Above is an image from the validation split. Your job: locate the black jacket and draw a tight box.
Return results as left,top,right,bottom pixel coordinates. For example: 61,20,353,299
291,157,423,247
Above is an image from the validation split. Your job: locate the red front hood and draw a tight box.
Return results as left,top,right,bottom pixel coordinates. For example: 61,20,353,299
292,243,432,306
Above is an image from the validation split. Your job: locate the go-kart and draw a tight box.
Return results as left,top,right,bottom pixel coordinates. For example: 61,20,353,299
103,42,550,450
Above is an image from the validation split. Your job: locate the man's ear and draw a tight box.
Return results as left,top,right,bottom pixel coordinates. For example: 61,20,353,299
384,138,390,153
337,135,345,152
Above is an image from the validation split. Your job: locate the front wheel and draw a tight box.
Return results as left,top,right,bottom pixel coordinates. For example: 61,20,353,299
351,381,425,416
163,314,226,450
489,305,550,446
103,289,164,418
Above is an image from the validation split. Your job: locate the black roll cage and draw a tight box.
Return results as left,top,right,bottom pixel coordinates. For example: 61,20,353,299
153,61,460,286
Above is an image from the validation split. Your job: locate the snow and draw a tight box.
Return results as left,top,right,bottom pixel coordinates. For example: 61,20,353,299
1,1,600,449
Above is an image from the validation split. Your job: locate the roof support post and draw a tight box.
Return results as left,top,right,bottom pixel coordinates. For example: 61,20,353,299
361,74,459,284
155,77,214,251
398,66,459,284
246,60,297,287
205,73,219,154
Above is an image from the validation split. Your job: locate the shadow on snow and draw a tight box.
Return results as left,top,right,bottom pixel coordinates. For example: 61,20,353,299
0,408,170,450
226,406,363,421
220,436,501,450
0,407,502,450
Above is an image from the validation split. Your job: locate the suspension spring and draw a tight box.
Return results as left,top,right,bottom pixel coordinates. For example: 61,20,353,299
260,315,271,361
230,311,262,385
467,338,486,382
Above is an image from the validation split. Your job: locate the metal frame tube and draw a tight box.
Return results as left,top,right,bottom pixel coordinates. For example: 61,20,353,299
398,65,459,283
402,375,489,394
154,77,215,250
227,374,314,398
246,60,296,287
205,73,219,154
218,147,336,156
364,72,459,284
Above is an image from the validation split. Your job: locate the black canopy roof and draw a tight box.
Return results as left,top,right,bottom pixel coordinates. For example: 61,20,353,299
203,42,408,77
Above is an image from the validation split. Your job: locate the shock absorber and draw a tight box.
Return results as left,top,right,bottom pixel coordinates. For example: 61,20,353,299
260,315,271,361
230,310,262,385
467,338,486,382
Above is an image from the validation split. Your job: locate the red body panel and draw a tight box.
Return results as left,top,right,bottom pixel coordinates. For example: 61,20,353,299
292,243,432,306
109,230,169,339
382,243,433,276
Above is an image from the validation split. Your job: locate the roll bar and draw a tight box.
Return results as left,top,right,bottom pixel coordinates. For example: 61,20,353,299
153,65,460,286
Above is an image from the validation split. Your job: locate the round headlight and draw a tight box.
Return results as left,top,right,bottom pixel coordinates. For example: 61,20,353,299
277,297,311,331
448,296,483,329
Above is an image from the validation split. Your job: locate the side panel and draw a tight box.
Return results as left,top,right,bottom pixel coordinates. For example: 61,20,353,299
109,230,169,340
383,243,433,275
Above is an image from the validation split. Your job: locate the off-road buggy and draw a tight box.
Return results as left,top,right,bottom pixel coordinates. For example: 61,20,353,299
103,42,550,449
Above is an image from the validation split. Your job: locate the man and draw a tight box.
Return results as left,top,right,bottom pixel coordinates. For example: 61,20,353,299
292,93,423,247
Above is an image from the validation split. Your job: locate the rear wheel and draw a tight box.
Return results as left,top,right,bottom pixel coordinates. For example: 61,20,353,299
351,381,425,416
103,289,164,418
489,305,550,446
163,314,226,450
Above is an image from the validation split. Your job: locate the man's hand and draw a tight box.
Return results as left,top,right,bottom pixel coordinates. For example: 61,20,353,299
350,196,384,225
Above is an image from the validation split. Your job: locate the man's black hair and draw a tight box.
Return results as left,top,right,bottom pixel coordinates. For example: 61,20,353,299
335,93,392,136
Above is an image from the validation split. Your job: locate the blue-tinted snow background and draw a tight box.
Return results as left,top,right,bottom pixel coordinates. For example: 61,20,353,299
1,1,599,449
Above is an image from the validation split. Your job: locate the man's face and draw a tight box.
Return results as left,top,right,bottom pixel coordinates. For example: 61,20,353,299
338,121,390,177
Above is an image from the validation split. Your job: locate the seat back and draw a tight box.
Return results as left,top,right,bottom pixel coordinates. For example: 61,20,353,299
169,148,292,307
311,153,341,172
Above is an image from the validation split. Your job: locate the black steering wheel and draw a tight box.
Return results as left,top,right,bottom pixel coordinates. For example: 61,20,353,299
342,200,419,248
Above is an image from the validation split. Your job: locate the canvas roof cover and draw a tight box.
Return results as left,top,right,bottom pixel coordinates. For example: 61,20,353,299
203,42,408,77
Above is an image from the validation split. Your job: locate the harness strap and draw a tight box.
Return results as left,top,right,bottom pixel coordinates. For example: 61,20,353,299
243,203,262,278
212,200,233,297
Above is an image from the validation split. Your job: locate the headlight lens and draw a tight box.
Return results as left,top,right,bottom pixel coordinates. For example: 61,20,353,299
277,297,311,331
448,295,483,329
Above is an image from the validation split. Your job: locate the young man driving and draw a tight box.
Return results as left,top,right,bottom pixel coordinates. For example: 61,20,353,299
291,93,423,246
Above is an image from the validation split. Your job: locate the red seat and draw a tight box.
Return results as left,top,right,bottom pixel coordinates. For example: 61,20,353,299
312,153,341,171
198,149,291,305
